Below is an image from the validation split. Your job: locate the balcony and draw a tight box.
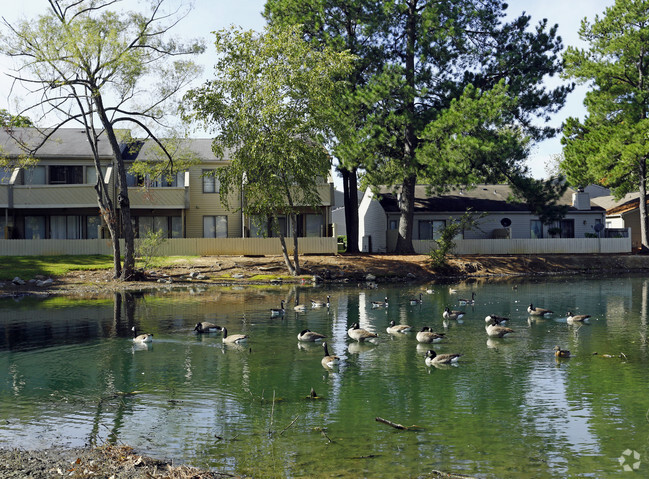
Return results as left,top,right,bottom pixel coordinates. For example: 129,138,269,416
12,184,100,208
127,186,189,209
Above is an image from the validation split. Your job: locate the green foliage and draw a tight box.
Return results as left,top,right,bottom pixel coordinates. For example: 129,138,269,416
0,109,32,128
136,230,168,270
428,210,485,269
507,175,569,225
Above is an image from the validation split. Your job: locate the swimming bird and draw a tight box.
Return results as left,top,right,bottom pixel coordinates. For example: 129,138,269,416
270,300,285,317
371,297,389,308
485,320,515,338
424,349,461,366
347,322,378,342
566,312,590,322
293,299,307,312
484,314,509,324
297,329,326,342
443,307,465,320
554,345,571,358
220,327,248,344
194,322,220,333
132,326,153,343
409,293,423,305
416,326,445,344
311,295,330,308
449,288,458,294
321,342,339,369
458,292,476,305
527,304,553,316
386,320,412,334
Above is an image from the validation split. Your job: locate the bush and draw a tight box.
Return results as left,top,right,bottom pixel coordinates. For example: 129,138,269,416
429,210,485,269
136,230,167,269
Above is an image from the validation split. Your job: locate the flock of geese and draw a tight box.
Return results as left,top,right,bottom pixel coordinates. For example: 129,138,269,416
131,290,588,367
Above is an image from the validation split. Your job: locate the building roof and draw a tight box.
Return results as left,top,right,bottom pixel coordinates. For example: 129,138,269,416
0,127,121,158
376,184,605,213
134,137,226,162
591,192,645,215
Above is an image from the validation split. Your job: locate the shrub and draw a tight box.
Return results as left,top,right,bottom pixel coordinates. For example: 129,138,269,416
136,230,167,269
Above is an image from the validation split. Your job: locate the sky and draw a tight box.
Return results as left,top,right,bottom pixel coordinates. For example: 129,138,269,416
0,0,616,181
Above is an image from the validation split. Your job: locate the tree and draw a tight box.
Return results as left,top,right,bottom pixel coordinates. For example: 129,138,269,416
561,0,649,249
0,0,203,279
183,25,353,275
0,109,32,128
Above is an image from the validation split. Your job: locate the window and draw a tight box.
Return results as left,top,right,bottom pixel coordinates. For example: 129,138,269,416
305,214,323,237
0,216,6,239
559,219,575,238
86,166,107,185
0,169,13,184
25,216,46,239
171,216,182,238
86,216,101,239
202,170,219,193
530,220,543,239
25,166,45,185
389,219,398,230
419,220,445,240
49,165,83,184
50,216,83,239
203,215,227,238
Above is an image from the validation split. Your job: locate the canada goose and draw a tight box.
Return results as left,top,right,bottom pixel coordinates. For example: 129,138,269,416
566,311,590,322
297,329,326,342
311,296,330,308
270,300,285,317
347,322,378,342
194,322,220,333
443,307,465,320
458,292,476,305
371,297,389,308
449,288,458,294
321,342,339,369
425,349,461,366
554,345,571,358
485,321,515,338
386,320,412,334
484,314,509,324
220,326,248,344
527,304,553,316
132,326,153,343
409,293,423,305
294,299,307,312
416,326,445,343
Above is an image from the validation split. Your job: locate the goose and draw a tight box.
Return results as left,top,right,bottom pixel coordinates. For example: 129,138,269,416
554,345,571,358
194,321,220,333
386,320,412,334
311,296,330,308
347,322,378,342
416,326,445,343
297,329,326,342
321,342,339,369
443,307,465,320
566,311,590,322
449,288,458,294
485,321,515,338
484,314,509,324
527,304,553,316
424,349,461,366
132,326,153,343
409,293,423,305
220,326,248,344
371,297,389,308
293,299,307,312
270,300,285,317
458,292,476,305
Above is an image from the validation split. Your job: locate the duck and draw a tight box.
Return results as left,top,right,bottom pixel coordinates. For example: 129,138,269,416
527,304,553,316
484,314,509,324
458,292,476,305
416,326,445,343
194,321,220,333
485,320,515,338
297,329,326,342
554,345,571,358
311,295,331,308
443,307,465,320
132,326,153,343
566,311,590,322
293,299,307,312
371,297,389,308
409,293,423,305
347,322,378,342
386,320,412,334
220,326,248,344
270,300,285,317
424,349,461,366
321,342,339,369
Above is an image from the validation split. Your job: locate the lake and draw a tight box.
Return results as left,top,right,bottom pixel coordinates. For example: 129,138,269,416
1,275,648,478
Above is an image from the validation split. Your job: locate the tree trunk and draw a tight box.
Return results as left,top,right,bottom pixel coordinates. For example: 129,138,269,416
342,166,360,254
274,216,296,275
395,174,417,253
639,159,649,251
291,213,302,275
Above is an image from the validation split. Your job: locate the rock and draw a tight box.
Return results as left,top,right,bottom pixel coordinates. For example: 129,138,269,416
196,274,207,280
189,271,200,278
28,279,37,284
12,277,25,285
406,272,417,279
36,278,54,287
34,275,47,280
366,274,376,281
232,273,245,279
312,275,323,283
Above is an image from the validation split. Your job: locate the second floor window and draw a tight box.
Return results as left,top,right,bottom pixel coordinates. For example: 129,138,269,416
49,165,83,184
202,170,219,193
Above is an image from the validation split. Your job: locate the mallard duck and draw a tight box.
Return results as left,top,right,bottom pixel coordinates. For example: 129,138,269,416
409,293,423,305
554,345,571,358
132,326,153,343
527,304,553,316
270,300,285,317
425,349,461,366
386,320,412,334
484,314,509,324
371,297,389,308
297,329,326,342
347,322,378,342
194,322,220,333
321,342,339,369
443,307,465,320
458,292,476,305
485,321,515,338
416,326,445,343
311,296,330,308
566,311,590,322
220,327,248,344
